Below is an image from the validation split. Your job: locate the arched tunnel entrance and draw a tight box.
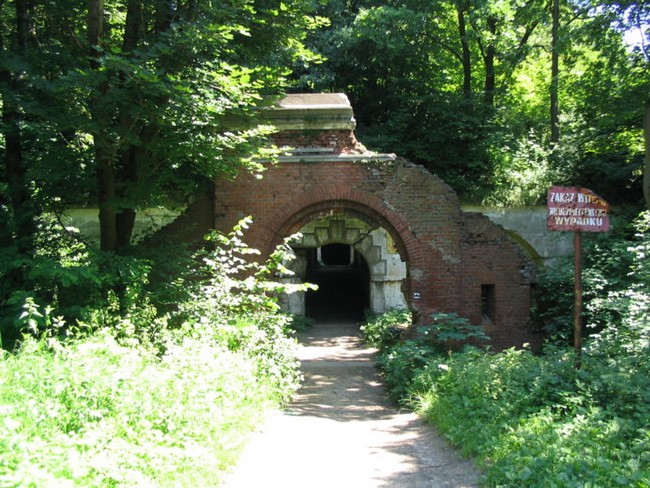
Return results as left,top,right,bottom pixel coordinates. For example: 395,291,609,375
278,213,408,322
304,244,370,321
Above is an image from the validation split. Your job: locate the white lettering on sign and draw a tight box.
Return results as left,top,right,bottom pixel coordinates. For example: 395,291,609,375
548,207,608,217
553,217,604,227
549,191,575,203
577,192,607,206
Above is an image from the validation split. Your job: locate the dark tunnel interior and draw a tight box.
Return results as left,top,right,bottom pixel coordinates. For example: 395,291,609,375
304,243,370,322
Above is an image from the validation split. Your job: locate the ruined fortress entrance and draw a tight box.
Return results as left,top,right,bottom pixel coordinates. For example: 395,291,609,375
204,93,537,349
281,213,408,321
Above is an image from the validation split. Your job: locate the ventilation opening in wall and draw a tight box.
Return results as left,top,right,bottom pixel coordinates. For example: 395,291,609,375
481,284,496,322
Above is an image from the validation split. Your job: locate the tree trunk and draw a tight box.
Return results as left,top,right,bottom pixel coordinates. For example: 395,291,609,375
550,0,560,144
1,91,34,254
122,0,142,52
456,1,472,98
114,0,176,250
0,0,36,255
114,0,143,251
87,0,103,61
483,16,496,107
643,102,650,208
116,145,137,250
155,0,174,33
88,0,119,252
96,153,118,252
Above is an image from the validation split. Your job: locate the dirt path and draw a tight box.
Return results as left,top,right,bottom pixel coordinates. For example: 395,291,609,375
224,320,481,487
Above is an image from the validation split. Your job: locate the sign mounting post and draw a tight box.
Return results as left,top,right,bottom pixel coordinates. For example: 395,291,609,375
547,186,610,368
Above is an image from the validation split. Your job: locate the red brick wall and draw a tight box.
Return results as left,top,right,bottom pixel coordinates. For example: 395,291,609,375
213,156,537,351
270,130,361,153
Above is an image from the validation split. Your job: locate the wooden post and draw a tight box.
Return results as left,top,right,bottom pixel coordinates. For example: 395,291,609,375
547,186,610,369
574,230,583,368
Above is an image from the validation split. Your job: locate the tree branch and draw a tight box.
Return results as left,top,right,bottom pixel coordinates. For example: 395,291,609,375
52,208,93,248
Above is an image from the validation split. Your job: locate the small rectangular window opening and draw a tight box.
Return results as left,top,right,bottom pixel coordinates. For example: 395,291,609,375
481,284,496,322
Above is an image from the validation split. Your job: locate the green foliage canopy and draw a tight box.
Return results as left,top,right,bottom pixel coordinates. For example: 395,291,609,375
0,0,320,253
294,0,650,205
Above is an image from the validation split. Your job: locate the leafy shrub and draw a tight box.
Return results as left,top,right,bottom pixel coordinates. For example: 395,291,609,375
415,347,579,453
285,313,315,332
378,340,440,403
421,312,490,347
172,218,309,402
532,209,643,342
486,129,558,206
0,217,309,484
370,311,488,405
360,308,411,348
0,328,276,486
0,219,157,349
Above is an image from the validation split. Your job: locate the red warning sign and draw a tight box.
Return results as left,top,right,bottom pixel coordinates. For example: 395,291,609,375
547,186,609,232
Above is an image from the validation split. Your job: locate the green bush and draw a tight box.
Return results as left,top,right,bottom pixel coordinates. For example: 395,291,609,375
172,218,308,402
421,312,491,347
0,219,157,349
360,308,411,349
414,346,649,487
285,313,315,333
414,347,579,454
370,311,488,405
532,209,645,342
378,340,440,403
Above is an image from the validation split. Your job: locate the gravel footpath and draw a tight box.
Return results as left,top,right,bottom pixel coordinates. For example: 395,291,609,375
224,320,481,487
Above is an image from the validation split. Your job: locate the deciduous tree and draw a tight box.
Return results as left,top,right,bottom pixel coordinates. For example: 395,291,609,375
643,103,650,208
82,0,318,251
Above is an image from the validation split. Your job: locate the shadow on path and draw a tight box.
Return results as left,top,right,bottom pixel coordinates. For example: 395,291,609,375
224,320,481,488
288,320,388,422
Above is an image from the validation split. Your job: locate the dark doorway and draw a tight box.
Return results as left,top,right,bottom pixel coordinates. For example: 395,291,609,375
305,243,370,321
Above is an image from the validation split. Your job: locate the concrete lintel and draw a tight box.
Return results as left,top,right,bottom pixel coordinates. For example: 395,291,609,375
276,153,397,164
269,118,356,131
274,93,353,109
266,93,356,131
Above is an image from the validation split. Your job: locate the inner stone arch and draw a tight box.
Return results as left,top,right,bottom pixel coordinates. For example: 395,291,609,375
279,214,408,320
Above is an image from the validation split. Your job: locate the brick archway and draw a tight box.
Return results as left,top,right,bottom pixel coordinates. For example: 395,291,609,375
268,197,418,268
